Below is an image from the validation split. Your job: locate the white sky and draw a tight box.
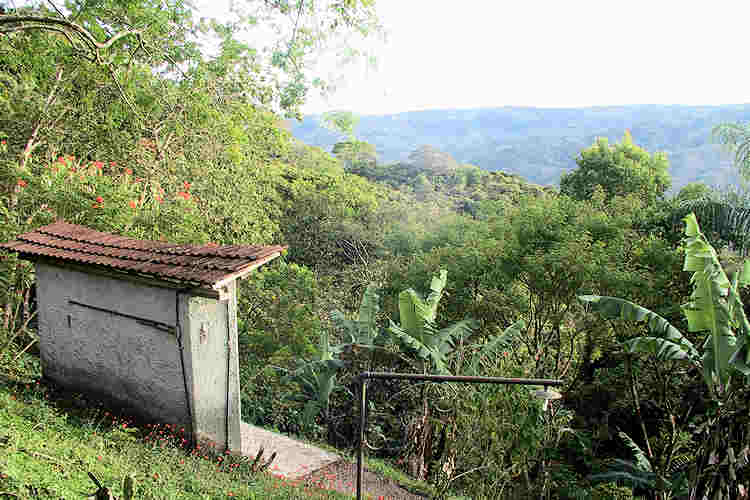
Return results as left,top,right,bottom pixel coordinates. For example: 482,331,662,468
302,0,750,115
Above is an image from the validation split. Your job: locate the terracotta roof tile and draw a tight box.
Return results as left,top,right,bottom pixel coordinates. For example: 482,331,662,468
0,222,285,287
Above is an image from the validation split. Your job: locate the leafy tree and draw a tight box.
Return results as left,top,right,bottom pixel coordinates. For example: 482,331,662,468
675,182,714,203
331,139,377,170
581,213,750,500
385,270,476,481
714,122,750,183
678,186,750,257
407,145,460,175
494,192,684,381
388,270,475,375
280,330,346,438
0,0,383,117
321,110,360,139
560,132,671,204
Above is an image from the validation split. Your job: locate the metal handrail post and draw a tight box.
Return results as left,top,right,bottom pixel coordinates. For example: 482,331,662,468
356,375,366,500
354,371,563,500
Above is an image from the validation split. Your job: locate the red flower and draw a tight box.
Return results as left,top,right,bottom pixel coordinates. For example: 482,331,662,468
94,161,104,170
17,179,26,187
129,200,137,209
96,196,104,203
183,181,191,191
110,161,117,167
124,168,133,175
177,191,190,200
1,140,6,145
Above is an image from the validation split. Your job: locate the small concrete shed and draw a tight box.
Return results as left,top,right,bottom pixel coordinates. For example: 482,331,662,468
0,222,285,452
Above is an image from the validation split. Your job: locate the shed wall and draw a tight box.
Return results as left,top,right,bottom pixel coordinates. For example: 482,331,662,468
35,263,190,425
179,282,241,451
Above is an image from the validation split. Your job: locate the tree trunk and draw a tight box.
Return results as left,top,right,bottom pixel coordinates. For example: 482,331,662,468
407,391,433,481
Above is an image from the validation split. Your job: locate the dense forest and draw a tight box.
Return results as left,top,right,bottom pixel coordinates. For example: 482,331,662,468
292,105,750,188
3,1,750,499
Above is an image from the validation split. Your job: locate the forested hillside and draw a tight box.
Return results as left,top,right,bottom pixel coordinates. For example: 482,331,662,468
292,104,750,188
4,1,750,499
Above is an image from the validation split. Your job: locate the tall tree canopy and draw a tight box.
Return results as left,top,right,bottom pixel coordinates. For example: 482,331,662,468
559,132,672,204
714,122,750,184
0,0,382,117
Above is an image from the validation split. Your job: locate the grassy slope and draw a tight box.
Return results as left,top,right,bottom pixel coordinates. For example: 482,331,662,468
0,375,352,499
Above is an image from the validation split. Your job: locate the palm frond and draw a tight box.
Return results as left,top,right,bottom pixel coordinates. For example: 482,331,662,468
388,320,448,373
433,319,476,354
619,431,653,473
589,468,658,489
579,295,699,362
465,320,524,375
713,122,750,181
622,336,694,361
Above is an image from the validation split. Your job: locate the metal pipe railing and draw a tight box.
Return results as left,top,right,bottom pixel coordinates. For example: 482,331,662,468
356,371,564,500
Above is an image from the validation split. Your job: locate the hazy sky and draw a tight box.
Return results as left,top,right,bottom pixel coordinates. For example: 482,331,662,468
303,0,750,115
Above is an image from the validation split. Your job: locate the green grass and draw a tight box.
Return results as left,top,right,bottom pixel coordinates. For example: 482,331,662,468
0,376,355,499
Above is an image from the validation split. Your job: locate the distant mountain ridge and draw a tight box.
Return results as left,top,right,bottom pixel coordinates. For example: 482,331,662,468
291,104,750,189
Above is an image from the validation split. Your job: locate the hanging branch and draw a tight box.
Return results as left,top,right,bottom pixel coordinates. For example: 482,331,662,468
21,66,64,169
0,16,143,64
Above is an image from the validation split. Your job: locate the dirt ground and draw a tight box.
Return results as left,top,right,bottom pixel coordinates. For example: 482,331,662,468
241,422,428,499
302,460,429,500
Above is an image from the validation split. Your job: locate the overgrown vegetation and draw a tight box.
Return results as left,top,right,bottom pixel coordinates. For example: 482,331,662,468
2,1,750,498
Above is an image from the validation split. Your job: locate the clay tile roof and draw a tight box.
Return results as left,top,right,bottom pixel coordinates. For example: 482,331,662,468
0,222,286,288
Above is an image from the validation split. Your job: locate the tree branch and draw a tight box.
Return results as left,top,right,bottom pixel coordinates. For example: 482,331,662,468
46,0,67,19
0,16,142,51
21,66,64,169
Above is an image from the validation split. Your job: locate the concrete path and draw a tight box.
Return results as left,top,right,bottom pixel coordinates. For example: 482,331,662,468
240,422,341,479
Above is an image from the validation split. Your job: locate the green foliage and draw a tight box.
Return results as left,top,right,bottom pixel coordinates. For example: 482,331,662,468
322,111,360,139
294,105,750,188
330,283,384,347
280,330,346,436
578,296,698,362
713,122,750,183
238,260,323,364
331,139,377,170
0,0,382,118
581,213,750,499
590,432,688,498
388,270,476,374
0,379,351,499
560,132,671,204
677,186,750,257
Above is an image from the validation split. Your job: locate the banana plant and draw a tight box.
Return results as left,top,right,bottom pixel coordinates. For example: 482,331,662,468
330,283,385,347
463,319,525,376
388,270,476,374
590,431,688,500
579,213,750,499
281,330,346,436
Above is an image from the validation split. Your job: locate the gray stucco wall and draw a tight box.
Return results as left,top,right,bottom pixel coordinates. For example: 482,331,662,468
36,263,189,425
35,262,242,451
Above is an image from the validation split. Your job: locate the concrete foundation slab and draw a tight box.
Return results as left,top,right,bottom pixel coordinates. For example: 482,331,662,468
240,422,340,479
